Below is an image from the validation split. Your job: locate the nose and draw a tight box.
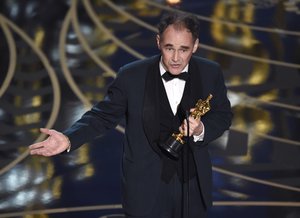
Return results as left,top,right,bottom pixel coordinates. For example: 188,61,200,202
172,50,179,62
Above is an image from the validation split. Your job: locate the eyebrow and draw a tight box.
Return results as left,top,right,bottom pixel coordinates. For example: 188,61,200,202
180,46,190,50
164,44,190,50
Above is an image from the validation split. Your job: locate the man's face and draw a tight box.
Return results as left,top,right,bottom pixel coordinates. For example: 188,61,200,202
156,24,199,75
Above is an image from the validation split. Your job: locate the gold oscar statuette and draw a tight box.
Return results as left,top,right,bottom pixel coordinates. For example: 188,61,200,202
159,94,213,158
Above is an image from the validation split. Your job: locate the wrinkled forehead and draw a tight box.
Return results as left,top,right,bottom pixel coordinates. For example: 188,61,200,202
159,24,194,42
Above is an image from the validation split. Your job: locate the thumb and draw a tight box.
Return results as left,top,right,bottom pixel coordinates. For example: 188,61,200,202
40,128,51,135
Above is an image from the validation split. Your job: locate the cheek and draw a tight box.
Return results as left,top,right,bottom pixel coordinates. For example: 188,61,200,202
183,53,193,62
162,52,171,61
161,55,170,66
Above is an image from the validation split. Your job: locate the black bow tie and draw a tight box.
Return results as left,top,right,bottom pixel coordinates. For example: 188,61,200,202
162,71,189,82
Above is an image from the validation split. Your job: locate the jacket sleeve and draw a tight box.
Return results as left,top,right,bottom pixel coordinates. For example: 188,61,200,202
63,70,128,151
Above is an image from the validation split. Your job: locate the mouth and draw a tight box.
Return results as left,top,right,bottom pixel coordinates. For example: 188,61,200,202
170,64,181,69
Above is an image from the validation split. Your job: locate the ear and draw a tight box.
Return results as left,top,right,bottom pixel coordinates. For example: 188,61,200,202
192,38,199,53
156,35,161,50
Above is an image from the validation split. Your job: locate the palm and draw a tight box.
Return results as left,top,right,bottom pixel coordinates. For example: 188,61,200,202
29,128,69,156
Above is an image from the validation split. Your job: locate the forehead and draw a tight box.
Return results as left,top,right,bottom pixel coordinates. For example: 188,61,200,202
160,24,194,45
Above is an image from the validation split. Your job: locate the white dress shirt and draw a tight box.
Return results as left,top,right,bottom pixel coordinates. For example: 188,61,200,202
159,61,204,142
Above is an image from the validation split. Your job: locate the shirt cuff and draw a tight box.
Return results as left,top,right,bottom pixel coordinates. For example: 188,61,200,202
62,134,71,152
193,122,205,142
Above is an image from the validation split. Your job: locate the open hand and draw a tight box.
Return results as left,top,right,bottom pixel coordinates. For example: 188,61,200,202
29,128,70,156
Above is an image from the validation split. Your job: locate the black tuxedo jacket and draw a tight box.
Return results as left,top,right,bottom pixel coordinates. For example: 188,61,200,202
64,55,232,216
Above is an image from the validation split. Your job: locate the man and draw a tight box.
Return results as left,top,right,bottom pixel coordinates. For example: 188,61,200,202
29,12,232,218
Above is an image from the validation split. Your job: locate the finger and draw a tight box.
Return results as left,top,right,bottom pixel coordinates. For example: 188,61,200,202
29,141,46,150
40,128,53,135
190,116,201,125
184,119,187,126
31,148,52,157
186,118,196,128
180,125,188,136
184,119,196,136
42,129,65,143
29,143,54,156
190,115,200,122
29,146,45,155
29,128,50,151
179,126,184,134
40,146,56,157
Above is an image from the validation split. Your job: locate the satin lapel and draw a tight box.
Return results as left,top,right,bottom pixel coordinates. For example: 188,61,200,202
189,57,204,105
142,61,160,148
